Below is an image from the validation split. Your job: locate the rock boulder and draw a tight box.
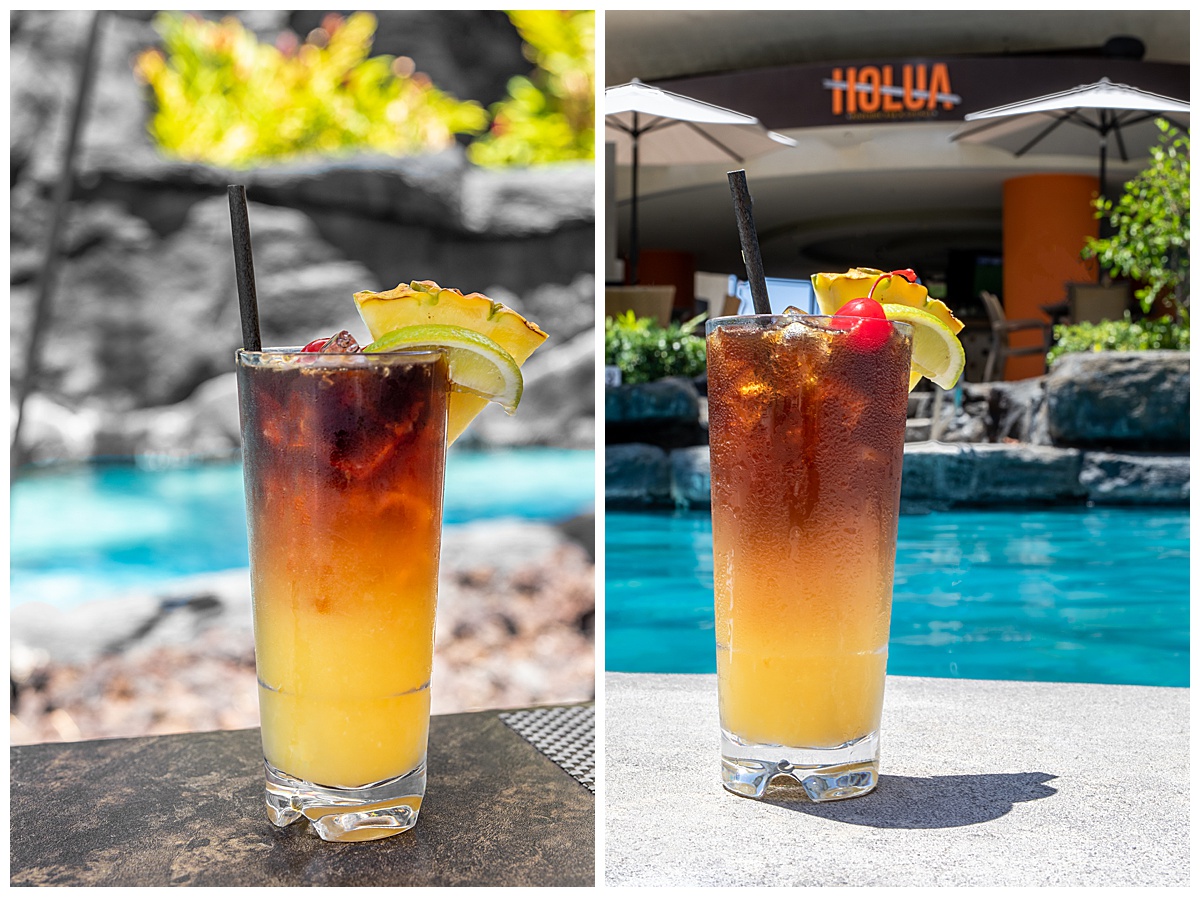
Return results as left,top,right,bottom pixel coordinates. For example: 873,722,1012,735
1079,452,1190,504
901,442,1086,507
606,377,705,448
669,446,711,508
605,444,670,508
12,10,595,464
1045,351,1189,450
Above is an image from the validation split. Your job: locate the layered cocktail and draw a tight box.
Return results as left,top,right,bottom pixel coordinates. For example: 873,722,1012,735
239,348,446,839
707,313,912,799
707,268,963,801
237,280,546,840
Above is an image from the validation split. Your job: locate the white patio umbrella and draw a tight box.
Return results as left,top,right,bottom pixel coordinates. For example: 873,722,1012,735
605,78,795,284
951,77,1190,204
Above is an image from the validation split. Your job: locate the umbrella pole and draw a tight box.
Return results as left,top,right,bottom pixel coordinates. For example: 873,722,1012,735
1099,121,1109,209
629,115,640,285
1097,117,1110,280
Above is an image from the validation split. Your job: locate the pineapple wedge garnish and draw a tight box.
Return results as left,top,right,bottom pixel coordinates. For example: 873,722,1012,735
811,267,964,335
354,280,548,444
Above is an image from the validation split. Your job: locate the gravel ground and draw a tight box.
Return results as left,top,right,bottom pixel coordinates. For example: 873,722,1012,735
10,526,595,745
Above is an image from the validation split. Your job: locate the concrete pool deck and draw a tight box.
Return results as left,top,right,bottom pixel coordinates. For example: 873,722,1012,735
604,672,1189,887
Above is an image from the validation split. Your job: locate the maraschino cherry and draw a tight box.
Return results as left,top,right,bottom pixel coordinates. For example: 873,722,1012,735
828,269,918,351
300,336,332,353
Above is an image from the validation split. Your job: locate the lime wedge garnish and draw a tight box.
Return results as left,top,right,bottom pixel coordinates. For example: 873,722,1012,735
364,324,524,413
880,304,966,391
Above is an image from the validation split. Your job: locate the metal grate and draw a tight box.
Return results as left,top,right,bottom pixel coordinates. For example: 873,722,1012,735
499,704,595,793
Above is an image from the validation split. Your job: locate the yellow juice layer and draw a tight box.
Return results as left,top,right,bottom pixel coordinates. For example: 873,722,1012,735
717,645,887,748
259,684,430,789
711,540,894,749
252,562,438,787
250,489,440,788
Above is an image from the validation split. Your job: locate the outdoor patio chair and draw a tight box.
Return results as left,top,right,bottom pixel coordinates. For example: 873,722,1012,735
980,291,1052,382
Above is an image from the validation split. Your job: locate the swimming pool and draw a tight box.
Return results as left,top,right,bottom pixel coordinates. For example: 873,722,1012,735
605,507,1189,688
10,448,595,610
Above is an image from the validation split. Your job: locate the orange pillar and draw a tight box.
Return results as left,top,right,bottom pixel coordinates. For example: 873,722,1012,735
1002,174,1100,380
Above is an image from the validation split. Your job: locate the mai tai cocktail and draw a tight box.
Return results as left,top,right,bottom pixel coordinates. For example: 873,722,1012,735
239,347,446,838
237,280,546,841
706,268,964,801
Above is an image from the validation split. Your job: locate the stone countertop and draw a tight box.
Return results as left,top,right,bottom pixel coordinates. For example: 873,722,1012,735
604,673,1189,887
11,707,594,887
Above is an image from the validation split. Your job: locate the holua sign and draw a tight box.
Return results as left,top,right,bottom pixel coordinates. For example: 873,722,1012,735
825,63,960,120
657,56,1187,132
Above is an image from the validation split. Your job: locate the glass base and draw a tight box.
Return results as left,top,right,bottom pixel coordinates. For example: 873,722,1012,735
264,760,426,842
720,728,879,801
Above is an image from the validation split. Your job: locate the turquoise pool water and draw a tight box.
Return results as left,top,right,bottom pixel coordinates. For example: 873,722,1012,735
605,507,1189,688
10,448,595,609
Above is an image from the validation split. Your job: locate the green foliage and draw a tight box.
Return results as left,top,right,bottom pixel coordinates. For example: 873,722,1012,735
1048,313,1189,365
134,12,487,168
467,10,595,168
605,311,707,385
1082,120,1190,317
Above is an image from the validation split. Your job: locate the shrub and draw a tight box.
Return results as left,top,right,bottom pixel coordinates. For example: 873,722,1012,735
1082,120,1189,319
1048,314,1189,366
605,312,707,385
134,12,487,168
467,10,594,168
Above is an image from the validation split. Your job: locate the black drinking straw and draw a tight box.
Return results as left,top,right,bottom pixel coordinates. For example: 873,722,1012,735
727,169,772,315
227,185,262,352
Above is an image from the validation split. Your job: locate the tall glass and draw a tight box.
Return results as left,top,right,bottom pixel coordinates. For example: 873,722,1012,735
236,348,448,841
705,314,913,801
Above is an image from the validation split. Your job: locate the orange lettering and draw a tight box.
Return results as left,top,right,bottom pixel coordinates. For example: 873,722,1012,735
845,67,857,114
927,63,953,110
858,66,880,112
831,67,843,115
903,65,926,111
881,66,903,112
